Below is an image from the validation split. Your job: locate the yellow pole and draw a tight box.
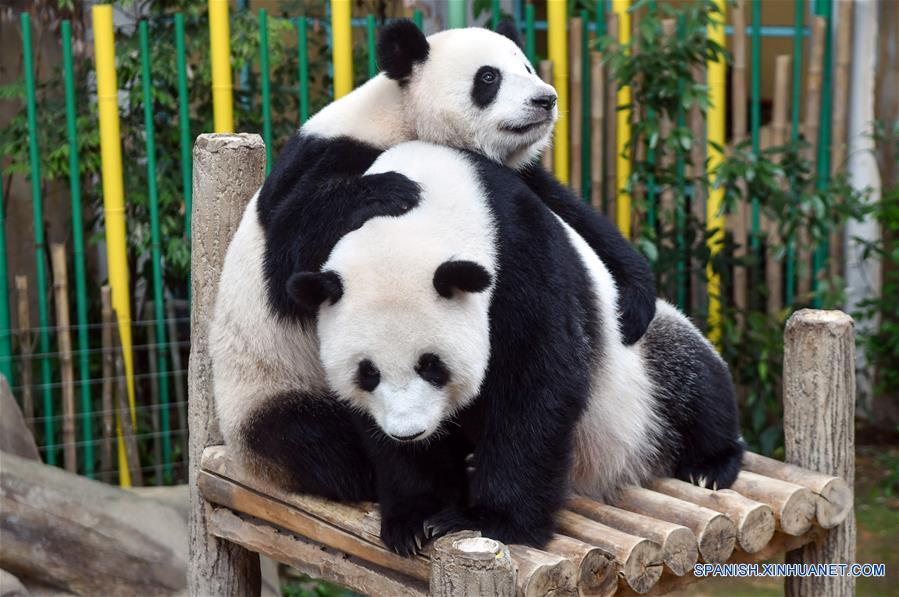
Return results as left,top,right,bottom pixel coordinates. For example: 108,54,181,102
612,0,631,238
547,0,569,184
706,0,727,347
209,0,234,132
331,0,353,99
92,5,137,487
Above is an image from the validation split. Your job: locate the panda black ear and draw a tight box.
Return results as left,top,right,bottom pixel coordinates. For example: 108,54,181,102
495,18,522,49
377,19,429,80
286,271,343,311
433,260,492,299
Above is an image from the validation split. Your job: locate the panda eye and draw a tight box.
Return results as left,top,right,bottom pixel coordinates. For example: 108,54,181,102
480,70,497,84
356,359,380,392
416,353,450,388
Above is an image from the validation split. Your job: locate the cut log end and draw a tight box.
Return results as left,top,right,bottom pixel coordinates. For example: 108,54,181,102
737,503,776,554
697,514,737,564
816,477,853,529
662,526,699,576
780,489,817,536
621,539,663,594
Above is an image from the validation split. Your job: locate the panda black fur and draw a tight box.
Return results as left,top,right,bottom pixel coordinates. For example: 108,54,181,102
212,22,657,502
295,142,744,554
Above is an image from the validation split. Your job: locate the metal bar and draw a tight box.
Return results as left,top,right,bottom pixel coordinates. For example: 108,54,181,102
595,0,606,36
209,0,234,132
139,21,173,481
366,14,377,79
812,0,833,305
645,1,658,229
331,0,353,99
707,0,727,347
581,11,591,202
175,14,192,242
675,15,687,312
413,8,423,30
449,0,466,28
492,0,501,29
297,17,310,125
21,12,55,466
786,0,805,306
612,0,631,237
750,0,761,250
62,20,93,477
548,0,570,184
525,3,536,65
0,160,10,387
259,9,272,173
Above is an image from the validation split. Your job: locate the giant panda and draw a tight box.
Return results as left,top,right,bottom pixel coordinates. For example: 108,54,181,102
287,141,745,554
212,21,656,501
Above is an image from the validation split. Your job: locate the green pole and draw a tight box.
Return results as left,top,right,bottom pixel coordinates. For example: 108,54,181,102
413,9,423,30
750,0,761,252
581,11,591,202
812,0,832,306
675,14,687,311
645,1,657,227
175,13,192,242
259,9,272,174
449,0,466,28
367,15,377,79
62,20,93,477
786,0,804,307
297,17,310,125
525,3,536,65
0,165,11,387
491,0,501,29
139,21,173,481
22,13,55,466
595,0,606,36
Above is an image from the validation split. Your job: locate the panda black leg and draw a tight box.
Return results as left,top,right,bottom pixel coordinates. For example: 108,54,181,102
240,391,376,502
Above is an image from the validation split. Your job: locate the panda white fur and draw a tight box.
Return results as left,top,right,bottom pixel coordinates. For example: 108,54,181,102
290,141,745,554
212,21,656,501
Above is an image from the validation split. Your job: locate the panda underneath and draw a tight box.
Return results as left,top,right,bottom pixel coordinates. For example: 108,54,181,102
289,141,745,555
211,22,657,505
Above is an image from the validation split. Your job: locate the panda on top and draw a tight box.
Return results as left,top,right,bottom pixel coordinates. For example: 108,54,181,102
212,22,655,501
290,141,745,554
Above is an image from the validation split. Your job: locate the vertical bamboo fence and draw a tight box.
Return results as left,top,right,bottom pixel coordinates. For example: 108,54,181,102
0,1,851,487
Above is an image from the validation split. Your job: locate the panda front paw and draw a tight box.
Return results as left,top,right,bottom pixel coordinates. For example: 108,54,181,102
349,171,422,230
380,511,430,557
423,507,477,541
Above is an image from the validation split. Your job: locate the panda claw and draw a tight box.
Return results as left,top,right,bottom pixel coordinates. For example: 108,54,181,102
465,453,475,465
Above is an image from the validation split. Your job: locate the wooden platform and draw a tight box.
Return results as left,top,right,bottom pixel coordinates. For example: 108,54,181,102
198,446,851,596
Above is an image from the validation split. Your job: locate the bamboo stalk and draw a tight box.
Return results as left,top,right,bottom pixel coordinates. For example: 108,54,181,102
50,244,76,473
15,276,33,435
112,307,141,486
731,0,749,321
590,51,605,212
100,286,115,483
570,17,583,195
539,60,554,172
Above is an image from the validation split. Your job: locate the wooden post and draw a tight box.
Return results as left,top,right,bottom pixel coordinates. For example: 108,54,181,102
783,309,856,597
589,51,605,213
100,286,115,483
15,276,33,435
605,13,619,222
51,244,77,473
539,60,554,172
569,17,583,195
430,533,516,597
188,133,265,596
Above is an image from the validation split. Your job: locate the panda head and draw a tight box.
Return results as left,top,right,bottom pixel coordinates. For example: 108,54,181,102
287,259,493,443
378,20,558,169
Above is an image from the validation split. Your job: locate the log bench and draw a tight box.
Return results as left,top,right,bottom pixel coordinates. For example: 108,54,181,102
188,134,857,596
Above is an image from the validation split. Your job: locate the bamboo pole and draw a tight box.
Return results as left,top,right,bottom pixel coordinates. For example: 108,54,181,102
612,0,631,237
786,0,806,307
21,12,55,466
706,0,726,347
100,287,115,483
140,20,174,482
539,60,555,172
689,63,706,318
413,9,423,30
590,51,605,212
50,245,76,473
366,15,377,79
93,4,137,486
208,0,234,132
331,0,353,100
449,0,466,29
811,0,834,302
0,170,11,386
580,11,591,202
297,17,310,125
731,0,749,321
62,20,93,477
259,9,272,173
548,0,570,184
829,0,852,281
570,16,583,195
525,3,536,65
766,55,792,316
111,309,141,487
606,13,619,222
15,276,33,435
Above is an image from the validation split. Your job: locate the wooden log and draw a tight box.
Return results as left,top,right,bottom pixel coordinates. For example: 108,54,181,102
14,276,33,435
197,470,431,582
590,51,605,212
189,133,266,596
0,375,40,461
556,510,662,594
0,450,187,594
430,534,516,597
605,13,619,222
569,497,697,577
742,451,852,529
209,508,427,597
545,533,615,596
614,487,735,564
730,0,749,322
100,286,115,483
111,309,141,487
50,244,77,473
651,478,775,554
539,60,554,172
766,55,791,315
508,544,577,597
570,17,583,195
783,309,856,597
728,471,815,536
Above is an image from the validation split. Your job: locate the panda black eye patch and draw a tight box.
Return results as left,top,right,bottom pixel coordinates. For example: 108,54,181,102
356,359,381,392
471,66,502,108
416,353,450,388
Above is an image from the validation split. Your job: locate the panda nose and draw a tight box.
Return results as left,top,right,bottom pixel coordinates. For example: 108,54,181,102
390,430,425,442
531,93,557,111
